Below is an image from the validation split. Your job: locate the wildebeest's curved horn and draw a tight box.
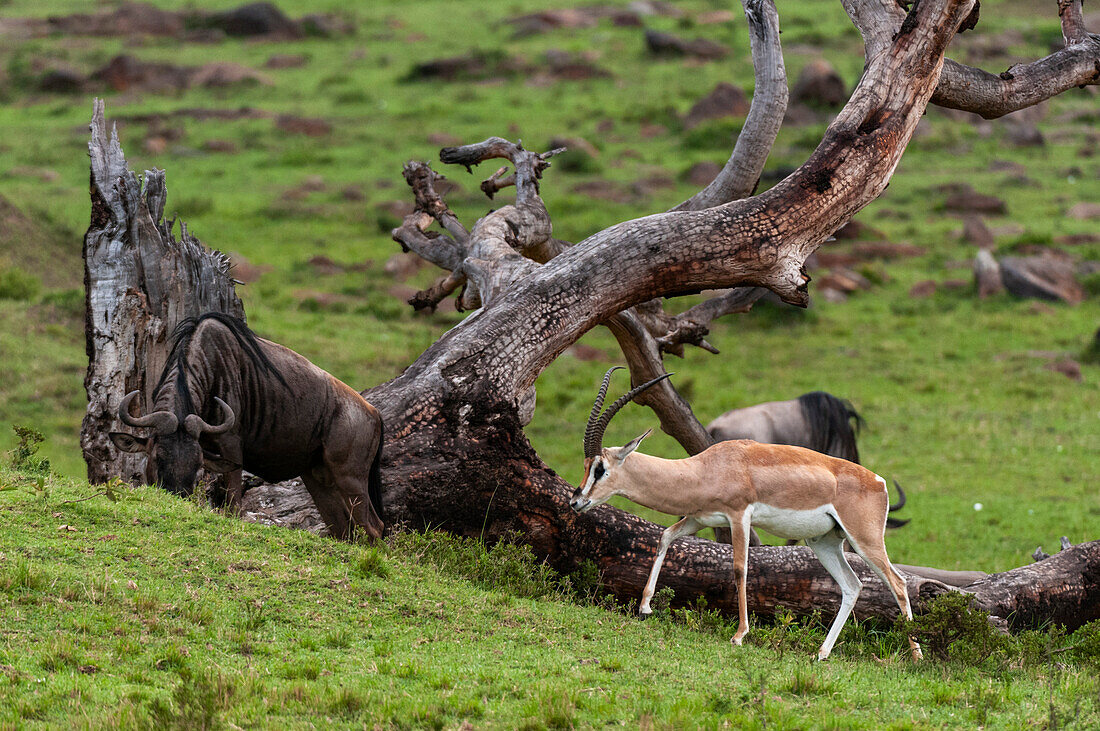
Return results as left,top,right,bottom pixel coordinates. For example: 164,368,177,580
183,397,235,438
118,390,177,435
588,372,673,457
584,367,622,458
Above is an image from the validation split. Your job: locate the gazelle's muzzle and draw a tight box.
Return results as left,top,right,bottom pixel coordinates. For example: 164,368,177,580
569,486,592,513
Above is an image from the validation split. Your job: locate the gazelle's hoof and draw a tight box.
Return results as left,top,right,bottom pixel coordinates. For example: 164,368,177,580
637,609,652,621
730,636,743,646
816,652,831,662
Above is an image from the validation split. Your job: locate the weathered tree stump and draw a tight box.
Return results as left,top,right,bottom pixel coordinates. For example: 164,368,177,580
81,99,243,485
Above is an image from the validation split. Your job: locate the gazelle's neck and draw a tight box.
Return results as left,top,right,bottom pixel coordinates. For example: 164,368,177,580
615,452,710,516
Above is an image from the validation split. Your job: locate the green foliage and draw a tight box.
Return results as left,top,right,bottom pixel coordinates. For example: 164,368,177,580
0,266,40,301
390,530,566,600
8,424,49,474
897,592,1011,664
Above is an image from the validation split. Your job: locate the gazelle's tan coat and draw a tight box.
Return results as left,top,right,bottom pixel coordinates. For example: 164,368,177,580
572,437,922,661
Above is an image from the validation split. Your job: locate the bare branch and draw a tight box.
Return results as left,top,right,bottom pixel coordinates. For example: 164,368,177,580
847,0,1099,119
673,0,787,211
410,271,467,313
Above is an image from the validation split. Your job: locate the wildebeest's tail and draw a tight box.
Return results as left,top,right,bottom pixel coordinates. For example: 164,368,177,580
886,479,909,529
367,418,385,526
798,391,865,464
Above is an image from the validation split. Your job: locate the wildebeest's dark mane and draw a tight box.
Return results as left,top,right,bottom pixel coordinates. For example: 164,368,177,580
154,312,288,415
798,391,864,464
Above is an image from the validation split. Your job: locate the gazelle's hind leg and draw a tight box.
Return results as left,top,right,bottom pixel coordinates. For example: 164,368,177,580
639,516,704,615
836,510,923,662
806,527,862,661
724,510,752,646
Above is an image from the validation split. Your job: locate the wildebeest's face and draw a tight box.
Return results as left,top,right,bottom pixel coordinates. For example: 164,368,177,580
110,392,238,497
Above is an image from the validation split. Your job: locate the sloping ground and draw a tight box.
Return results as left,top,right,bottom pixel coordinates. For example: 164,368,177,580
0,193,80,289
1,468,1098,728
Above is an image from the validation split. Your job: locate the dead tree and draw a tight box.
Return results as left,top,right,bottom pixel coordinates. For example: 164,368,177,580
84,1,1100,630
373,0,1100,627
82,99,243,485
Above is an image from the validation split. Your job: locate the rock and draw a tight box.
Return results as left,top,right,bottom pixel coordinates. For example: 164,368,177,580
791,59,847,107
36,68,84,93
240,478,327,535
569,344,610,362
1067,202,1100,221
1006,123,1044,147
909,280,937,298
571,180,632,204
644,29,728,60
1000,255,1085,304
1055,233,1100,246
833,220,885,241
427,132,462,147
384,252,425,282
961,215,995,249
850,242,926,260
942,185,1007,215
819,267,872,294
208,2,302,38
973,250,1004,298
89,54,191,93
308,255,343,276
1046,359,1083,382
265,53,308,69
684,82,750,129
684,161,722,186
202,139,238,153
228,253,270,283
275,115,332,136
190,63,270,88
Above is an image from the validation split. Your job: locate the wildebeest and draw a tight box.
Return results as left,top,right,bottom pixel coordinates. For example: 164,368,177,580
707,391,907,527
109,312,384,541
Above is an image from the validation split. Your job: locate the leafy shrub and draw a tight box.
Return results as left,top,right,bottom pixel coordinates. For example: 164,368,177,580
9,425,50,474
0,266,41,300
896,592,1011,664
1068,620,1100,666
391,530,566,600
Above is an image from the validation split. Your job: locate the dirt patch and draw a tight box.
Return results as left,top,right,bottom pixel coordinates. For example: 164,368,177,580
275,115,332,137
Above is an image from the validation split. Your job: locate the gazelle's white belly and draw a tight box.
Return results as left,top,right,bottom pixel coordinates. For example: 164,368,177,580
749,502,836,540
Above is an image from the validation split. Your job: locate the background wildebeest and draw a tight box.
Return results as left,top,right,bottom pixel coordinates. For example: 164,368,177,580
110,312,384,541
707,391,908,529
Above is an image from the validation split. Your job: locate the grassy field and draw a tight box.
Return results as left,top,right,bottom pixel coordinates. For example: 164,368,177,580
0,0,1098,726
1,467,1099,729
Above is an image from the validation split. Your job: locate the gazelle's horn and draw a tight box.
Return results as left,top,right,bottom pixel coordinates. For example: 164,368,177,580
588,372,673,457
117,390,177,435
183,397,236,438
584,367,622,458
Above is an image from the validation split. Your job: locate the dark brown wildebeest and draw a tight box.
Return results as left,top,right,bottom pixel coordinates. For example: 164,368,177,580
109,312,384,541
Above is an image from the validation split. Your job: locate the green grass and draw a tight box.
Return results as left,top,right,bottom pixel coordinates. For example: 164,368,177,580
0,0,1098,724
1,468,1099,728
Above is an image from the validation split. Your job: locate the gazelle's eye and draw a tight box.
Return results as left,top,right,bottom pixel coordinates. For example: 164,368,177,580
593,461,605,481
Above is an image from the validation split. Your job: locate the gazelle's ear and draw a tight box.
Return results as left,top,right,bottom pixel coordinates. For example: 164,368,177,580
615,428,652,463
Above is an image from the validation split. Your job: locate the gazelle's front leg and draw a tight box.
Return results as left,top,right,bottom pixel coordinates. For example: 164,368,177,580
639,516,704,615
725,509,752,645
